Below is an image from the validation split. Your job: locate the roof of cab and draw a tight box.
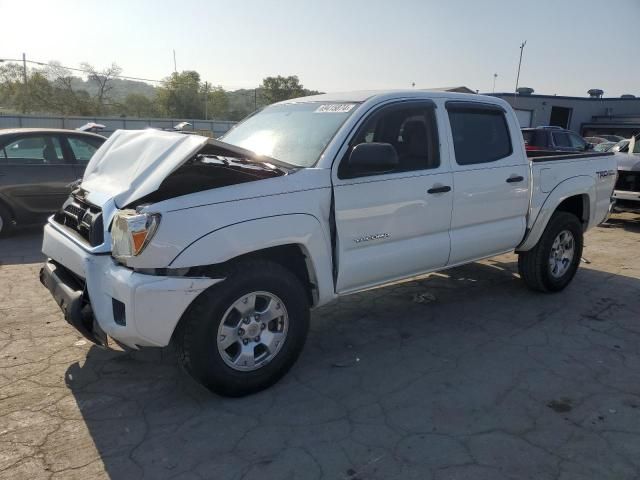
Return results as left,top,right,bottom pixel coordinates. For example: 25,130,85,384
278,89,495,105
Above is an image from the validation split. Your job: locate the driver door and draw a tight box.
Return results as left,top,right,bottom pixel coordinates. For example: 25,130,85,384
332,101,453,293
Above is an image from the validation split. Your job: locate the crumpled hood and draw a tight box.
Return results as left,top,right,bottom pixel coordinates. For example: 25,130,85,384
82,129,208,207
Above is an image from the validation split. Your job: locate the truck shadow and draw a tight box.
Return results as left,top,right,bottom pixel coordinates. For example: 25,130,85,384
601,213,640,233
62,258,640,479
0,227,44,266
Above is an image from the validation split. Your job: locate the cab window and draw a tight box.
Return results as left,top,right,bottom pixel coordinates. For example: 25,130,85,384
448,105,512,165
552,132,571,148
568,133,587,151
339,102,440,178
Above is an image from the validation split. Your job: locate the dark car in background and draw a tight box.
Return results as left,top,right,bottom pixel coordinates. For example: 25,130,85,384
522,126,592,153
0,128,105,236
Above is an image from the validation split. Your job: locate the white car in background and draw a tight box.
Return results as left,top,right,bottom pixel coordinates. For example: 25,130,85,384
612,133,640,214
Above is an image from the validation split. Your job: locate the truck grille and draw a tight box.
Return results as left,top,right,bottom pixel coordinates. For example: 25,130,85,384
615,171,640,193
53,193,104,247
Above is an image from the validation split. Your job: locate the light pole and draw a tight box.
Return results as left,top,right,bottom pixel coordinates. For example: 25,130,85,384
203,81,209,120
515,41,527,93
22,53,28,113
492,73,498,93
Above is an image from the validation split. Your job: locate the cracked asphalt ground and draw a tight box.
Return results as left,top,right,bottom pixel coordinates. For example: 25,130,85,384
1,214,639,480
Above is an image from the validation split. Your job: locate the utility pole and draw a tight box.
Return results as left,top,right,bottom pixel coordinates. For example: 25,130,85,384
22,53,28,113
204,81,209,119
492,73,498,93
515,41,527,93
173,50,177,74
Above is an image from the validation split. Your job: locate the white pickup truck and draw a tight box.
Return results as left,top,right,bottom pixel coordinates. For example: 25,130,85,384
40,91,617,396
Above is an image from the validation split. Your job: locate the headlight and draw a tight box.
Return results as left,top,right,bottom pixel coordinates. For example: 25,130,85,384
111,210,161,262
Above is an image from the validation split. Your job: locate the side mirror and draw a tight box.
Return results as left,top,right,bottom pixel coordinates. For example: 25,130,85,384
348,142,399,174
585,143,594,151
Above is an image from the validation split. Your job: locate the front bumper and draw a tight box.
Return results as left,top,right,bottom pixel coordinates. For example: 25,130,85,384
41,223,221,348
40,260,108,346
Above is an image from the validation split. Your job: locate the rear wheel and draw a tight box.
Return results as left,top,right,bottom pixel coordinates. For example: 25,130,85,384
175,259,310,397
518,212,583,292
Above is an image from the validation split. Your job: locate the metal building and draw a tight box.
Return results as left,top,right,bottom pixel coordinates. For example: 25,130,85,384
488,90,640,138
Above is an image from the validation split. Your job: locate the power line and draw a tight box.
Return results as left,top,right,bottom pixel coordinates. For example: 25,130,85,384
0,56,258,93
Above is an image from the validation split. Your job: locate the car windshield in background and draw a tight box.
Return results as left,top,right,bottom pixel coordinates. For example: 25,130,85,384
220,102,358,167
594,142,615,152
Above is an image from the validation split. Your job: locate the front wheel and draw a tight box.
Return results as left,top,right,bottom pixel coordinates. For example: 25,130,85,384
518,212,583,292
175,259,310,397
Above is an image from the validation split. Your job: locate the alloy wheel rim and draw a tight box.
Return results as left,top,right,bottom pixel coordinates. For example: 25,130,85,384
548,230,575,279
216,291,289,372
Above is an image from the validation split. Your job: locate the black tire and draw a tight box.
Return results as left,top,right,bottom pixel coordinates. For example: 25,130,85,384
518,211,583,292
0,203,14,238
175,259,310,397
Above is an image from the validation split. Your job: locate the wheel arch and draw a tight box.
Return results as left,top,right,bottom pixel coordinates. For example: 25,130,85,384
518,175,594,252
169,214,335,307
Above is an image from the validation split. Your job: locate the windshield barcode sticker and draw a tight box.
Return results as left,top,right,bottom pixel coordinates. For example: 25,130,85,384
314,104,356,113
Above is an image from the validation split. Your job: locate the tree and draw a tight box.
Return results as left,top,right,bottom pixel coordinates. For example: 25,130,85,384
155,71,202,118
122,93,157,117
42,62,93,115
260,75,306,104
204,85,229,120
0,63,25,113
80,62,122,114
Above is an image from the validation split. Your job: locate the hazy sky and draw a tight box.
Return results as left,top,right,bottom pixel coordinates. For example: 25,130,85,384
2,0,639,96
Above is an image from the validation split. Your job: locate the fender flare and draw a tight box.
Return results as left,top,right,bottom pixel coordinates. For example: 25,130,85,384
517,175,594,251
169,213,335,306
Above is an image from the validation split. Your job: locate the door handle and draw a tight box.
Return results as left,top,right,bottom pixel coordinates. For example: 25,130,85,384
427,185,451,194
506,175,524,183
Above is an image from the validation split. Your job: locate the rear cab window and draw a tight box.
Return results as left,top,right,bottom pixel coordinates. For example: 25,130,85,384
568,133,587,150
447,102,512,165
552,132,571,148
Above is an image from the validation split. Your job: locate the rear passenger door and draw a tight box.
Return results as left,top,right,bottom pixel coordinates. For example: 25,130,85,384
0,134,77,224
446,102,530,265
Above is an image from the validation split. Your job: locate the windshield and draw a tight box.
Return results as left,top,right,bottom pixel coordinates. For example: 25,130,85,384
220,102,358,167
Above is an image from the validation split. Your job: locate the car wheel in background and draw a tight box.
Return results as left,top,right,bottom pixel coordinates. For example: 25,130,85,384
0,203,14,238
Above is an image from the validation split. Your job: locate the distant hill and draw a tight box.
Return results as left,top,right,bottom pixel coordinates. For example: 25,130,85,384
69,77,156,102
